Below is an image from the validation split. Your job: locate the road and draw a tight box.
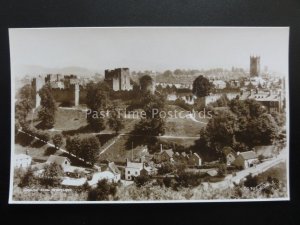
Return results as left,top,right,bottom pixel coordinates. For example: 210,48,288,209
202,148,287,190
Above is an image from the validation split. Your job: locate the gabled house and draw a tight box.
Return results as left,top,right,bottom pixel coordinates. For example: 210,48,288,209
140,165,158,177
32,155,71,177
222,147,237,166
125,159,144,181
188,152,202,166
233,151,258,169
153,147,174,163
103,162,121,182
46,155,71,171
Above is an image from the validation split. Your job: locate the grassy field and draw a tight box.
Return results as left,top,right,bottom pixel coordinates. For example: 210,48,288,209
27,105,206,137
97,135,148,164
165,117,205,136
20,104,206,165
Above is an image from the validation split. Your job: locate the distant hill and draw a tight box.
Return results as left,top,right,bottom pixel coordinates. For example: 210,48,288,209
13,65,100,78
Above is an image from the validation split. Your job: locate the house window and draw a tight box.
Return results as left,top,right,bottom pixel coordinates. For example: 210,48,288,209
135,171,138,175
128,176,131,180
128,171,130,174
65,161,67,164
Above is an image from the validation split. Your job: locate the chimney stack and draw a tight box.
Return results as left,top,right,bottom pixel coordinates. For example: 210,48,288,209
160,144,163,153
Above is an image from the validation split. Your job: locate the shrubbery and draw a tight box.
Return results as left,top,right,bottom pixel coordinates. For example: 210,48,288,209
175,171,202,188
87,179,118,201
21,125,51,143
134,174,150,187
65,135,100,165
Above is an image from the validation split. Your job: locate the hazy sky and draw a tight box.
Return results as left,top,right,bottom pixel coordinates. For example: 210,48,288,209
9,27,289,76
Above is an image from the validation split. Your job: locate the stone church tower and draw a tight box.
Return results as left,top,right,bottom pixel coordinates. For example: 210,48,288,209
250,56,260,77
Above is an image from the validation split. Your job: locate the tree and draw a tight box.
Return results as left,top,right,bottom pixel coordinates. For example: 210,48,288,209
192,75,213,97
193,110,238,161
36,130,51,142
15,84,34,123
163,176,173,188
139,75,154,93
217,163,227,177
205,110,238,152
66,135,81,155
163,70,173,77
87,179,118,201
238,113,278,147
38,84,57,129
175,171,202,188
52,134,64,150
19,168,38,188
158,162,175,175
79,136,100,165
40,163,64,187
173,69,183,75
133,92,166,136
227,98,278,147
134,118,165,136
85,82,109,132
215,94,230,107
134,174,150,187
107,109,124,134
244,174,258,188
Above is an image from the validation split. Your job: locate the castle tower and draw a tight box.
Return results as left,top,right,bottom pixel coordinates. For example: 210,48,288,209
250,56,260,77
104,68,133,91
74,83,79,107
31,75,45,108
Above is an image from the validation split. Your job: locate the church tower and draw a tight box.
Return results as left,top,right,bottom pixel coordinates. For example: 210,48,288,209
250,56,260,77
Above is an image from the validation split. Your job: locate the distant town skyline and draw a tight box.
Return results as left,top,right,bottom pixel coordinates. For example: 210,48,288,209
9,27,289,77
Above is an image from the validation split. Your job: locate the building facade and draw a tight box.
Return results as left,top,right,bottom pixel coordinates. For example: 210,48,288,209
15,154,32,168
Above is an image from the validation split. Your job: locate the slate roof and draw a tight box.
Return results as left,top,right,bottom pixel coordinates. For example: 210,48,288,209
164,149,174,158
108,162,121,175
46,155,69,165
126,161,144,170
223,147,236,156
154,149,174,158
239,151,257,160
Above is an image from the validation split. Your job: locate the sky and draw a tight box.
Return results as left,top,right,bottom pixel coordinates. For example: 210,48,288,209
9,27,289,77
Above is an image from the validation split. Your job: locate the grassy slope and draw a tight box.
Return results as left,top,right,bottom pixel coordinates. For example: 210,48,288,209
21,105,205,164
97,135,147,164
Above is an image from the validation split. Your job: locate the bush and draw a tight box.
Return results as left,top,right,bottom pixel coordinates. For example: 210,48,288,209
40,163,64,187
134,174,150,187
19,168,38,188
162,176,173,188
244,174,258,188
158,162,175,175
52,134,64,149
217,163,227,177
36,131,51,142
87,179,118,201
175,171,202,188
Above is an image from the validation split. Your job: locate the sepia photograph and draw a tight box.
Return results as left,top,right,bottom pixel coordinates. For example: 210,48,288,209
9,27,289,203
